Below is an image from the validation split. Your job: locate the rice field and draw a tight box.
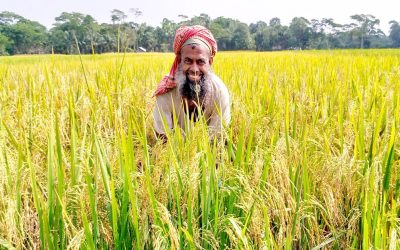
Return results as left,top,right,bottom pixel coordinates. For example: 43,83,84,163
0,50,399,249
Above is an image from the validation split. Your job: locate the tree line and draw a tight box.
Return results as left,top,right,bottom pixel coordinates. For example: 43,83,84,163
1,10,400,55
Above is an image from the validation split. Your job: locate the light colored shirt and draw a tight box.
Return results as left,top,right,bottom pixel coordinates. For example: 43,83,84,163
153,73,230,138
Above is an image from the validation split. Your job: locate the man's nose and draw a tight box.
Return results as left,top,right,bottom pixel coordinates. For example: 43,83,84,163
188,65,201,81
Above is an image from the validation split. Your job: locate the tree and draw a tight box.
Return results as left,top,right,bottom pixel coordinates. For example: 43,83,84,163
209,17,233,50
249,21,267,34
49,12,100,54
130,8,142,22
269,18,290,50
269,17,281,27
0,11,25,25
1,11,400,54
250,21,268,50
110,9,136,52
155,18,177,51
250,18,290,51
97,23,117,53
231,23,254,50
0,11,47,54
180,13,211,28
137,24,156,51
350,14,382,48
209,17,248,50
320,18,343,48
309,19,327,49
50,12,85,53
0,33,12,55
111,9,127,24
288,17,311,49
120,22,138,52
389,21,400,47
129,8,143,50
178,14,189,22
255,26,276,51
252,18,290,51
308,18,343,49
81,15,100,53
13,20,47,53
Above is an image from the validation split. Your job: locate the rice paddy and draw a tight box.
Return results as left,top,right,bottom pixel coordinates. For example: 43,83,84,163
0,50,399,249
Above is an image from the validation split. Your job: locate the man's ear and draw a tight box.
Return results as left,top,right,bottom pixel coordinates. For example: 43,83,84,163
177,54,181,63
209,57,214,65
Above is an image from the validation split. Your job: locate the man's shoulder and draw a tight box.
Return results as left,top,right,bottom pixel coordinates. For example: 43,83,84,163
154,87,181,108
155,87,179,99
209,73,225,85
209,73,229,96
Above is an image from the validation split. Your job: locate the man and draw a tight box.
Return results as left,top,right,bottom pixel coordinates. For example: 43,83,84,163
153,25,230,140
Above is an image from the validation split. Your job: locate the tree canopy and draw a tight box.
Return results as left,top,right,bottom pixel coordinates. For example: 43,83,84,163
0,10,399,55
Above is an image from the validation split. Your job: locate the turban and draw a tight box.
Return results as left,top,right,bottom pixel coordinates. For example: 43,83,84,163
153,25,217,96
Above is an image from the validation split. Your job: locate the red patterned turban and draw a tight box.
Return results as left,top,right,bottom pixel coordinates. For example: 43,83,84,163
153,25,217,96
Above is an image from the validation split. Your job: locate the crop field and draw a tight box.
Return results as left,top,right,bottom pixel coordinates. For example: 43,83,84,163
0,50,399,249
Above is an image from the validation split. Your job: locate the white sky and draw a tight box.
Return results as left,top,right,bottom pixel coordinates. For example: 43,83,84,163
1,0,398,35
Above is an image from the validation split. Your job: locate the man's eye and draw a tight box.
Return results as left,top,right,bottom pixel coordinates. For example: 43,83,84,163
184,58,192,64
198,60,205,65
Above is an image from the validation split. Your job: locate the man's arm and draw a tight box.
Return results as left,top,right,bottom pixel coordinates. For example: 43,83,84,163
207,81,231,138
153,95,174,138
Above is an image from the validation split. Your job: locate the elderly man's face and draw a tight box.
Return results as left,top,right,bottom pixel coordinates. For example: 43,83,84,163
180,44,212,82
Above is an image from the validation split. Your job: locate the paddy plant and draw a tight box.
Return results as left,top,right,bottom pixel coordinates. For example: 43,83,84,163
0,50,399,249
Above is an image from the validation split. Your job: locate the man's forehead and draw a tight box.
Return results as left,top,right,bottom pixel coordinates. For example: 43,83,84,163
182,37,212,52
180,44,211,58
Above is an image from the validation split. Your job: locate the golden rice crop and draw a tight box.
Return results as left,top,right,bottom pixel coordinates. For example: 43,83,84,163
0,50,399,249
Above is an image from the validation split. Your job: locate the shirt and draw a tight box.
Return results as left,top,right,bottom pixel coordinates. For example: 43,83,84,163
153,72,230,138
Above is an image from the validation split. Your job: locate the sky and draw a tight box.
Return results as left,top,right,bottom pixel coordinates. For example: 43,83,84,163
1,0,398,35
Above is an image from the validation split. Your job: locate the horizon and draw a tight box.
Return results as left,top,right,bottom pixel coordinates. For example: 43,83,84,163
2,0,398,35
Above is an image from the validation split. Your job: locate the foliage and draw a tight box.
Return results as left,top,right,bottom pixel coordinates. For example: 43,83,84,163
0,33,12,55
0,11,47,54
389,21,400,47
1,10,400,55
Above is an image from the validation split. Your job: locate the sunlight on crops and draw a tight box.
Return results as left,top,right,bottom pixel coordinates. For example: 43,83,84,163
0,50,399,249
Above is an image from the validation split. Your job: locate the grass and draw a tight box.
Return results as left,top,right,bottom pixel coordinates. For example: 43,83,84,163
0,50,399,249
